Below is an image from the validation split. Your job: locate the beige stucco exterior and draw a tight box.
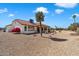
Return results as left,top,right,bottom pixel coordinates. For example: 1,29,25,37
12,21,24,33
5,20,50,34
6,21,37,33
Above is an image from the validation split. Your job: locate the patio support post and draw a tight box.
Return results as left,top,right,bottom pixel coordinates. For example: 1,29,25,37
47,27,48,33
27,26,28,31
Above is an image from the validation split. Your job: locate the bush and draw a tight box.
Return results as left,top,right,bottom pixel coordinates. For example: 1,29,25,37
68,24,77,31
11,28,21,32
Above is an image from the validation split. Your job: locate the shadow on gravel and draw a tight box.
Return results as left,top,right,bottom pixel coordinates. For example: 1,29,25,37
49,37,67,42
42,36,67,42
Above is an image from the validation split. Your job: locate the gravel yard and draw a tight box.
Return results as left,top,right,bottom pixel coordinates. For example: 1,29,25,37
0,31,79,56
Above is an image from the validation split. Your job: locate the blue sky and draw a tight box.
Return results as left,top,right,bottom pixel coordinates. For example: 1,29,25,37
0,3,79,28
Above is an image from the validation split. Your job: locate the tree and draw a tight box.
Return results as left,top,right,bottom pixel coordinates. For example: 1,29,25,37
68,23,78,31
72,14,77,31
35,11,44,36
72,14,76,24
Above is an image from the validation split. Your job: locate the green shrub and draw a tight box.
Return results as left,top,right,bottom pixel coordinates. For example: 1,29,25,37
68,24,77,31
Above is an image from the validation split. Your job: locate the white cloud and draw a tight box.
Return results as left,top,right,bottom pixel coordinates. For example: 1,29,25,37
55,3,77,8
74,13,79,17
34,7,48,13
8,14,15,17
0,8,8,13
55,9,64,14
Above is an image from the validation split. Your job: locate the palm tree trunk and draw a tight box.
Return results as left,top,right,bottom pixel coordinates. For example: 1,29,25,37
74,18,77,31
39,21,42,37
74,18,76,24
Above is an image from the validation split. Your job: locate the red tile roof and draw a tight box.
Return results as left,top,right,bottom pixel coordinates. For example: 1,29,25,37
13,19,36,26
13,19,48,27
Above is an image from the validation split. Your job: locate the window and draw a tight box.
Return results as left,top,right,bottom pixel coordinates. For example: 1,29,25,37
24,26,27,31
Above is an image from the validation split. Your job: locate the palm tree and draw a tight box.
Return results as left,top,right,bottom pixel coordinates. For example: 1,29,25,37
72,14,77,31
72,14,76,24
35,11,44,36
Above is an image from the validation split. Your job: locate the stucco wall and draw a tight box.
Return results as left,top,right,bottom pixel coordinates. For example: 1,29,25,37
12,21,36,33
6,21,37,33
12,21,24,33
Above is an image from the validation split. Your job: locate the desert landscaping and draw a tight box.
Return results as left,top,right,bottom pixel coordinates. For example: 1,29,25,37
0,30,79,56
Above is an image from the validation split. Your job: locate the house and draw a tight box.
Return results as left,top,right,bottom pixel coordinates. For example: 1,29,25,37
5,19,50,34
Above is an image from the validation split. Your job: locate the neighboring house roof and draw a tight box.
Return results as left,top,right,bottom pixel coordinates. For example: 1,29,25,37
13,19,36,26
